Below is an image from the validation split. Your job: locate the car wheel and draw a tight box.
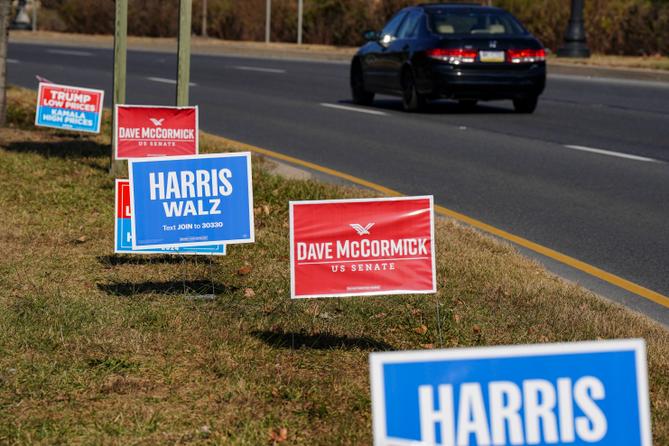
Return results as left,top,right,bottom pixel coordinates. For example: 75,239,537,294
458,99,478,110
402,70,426,112
351,63,374,106
513,96,539,114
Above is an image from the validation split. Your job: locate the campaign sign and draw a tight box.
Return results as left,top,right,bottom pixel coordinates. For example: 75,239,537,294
115,105,198,160
370,339,651,446
35,83,104,133
290,196,436,299
115,180,225,255
129,153,254,249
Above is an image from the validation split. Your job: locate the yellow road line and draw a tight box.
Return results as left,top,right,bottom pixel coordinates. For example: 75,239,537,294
234,137,669,309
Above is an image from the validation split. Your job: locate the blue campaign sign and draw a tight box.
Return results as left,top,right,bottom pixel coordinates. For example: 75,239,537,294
115,180,225,255
370,340,651,446
35,83,104,134
129,153,254,249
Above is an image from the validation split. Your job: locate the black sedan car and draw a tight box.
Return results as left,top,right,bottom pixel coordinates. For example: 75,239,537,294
351,3,546,113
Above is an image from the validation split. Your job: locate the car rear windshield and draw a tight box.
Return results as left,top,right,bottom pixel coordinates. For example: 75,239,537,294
427,9,527,36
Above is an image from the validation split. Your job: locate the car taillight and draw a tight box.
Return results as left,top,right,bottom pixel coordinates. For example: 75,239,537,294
507,48,546,63
427,48,478,64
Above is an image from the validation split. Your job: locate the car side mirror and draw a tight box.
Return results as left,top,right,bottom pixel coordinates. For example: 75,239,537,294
363,30,379,42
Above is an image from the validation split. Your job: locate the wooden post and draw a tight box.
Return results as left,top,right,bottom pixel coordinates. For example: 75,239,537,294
110,0,128,176
176,0,192,106
32,0,37,32
0,0,11,127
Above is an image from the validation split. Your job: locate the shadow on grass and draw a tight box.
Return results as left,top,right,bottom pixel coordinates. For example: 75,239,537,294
97,254,208,266
4,139,109,170
251,330,394,351
98,280,234,297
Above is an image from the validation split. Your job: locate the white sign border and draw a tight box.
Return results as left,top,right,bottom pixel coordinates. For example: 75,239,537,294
289,195,437,299
35,82,105,134
369,339,651,446
128,152,255,249
114,179,226,256
114,104,200,160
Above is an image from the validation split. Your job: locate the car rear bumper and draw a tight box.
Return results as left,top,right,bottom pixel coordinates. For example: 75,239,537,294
423,63,546,100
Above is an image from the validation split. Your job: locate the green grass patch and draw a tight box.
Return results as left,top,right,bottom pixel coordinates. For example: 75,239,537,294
0,86,667,444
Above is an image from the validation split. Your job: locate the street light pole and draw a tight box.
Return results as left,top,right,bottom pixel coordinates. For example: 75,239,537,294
297,0,303,45
557,0,590,58
265,0,271,43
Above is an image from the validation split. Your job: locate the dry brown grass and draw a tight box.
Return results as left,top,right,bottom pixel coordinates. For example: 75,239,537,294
0,86,667,444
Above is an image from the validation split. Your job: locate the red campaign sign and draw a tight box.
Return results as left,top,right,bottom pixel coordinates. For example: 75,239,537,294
290,196,436,298
115,105,198,159
116,179,131,219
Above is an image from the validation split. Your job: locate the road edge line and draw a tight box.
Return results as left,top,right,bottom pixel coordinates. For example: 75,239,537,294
226,136,669,310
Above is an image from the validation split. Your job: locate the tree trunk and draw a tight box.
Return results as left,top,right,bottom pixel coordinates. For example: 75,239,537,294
0,0,11,127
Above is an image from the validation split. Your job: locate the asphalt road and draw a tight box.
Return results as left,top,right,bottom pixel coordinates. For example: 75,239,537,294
7,42,669,324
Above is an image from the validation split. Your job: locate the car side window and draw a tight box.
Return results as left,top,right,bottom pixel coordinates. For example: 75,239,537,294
397,11,423,40
380,11,408,40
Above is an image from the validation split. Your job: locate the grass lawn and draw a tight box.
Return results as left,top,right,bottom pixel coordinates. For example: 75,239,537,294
0,86,667,444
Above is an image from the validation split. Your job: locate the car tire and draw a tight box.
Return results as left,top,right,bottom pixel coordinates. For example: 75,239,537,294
351,63,375,106
458,99,478,110
513,96,539,114
402,70,426,113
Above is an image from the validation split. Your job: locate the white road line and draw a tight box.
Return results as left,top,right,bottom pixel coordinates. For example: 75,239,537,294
564,145,661,163
233,66,286,74
47,49,93,57
549,74,669,90
320,103,388,116
147,77,197,87
6,58,18,64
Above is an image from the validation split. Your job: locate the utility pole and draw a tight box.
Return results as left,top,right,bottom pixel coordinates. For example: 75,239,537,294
557,0,590,58
265,0,271,43
297,0,303,45
201,0,207,37
176,0,192,106
32,0,37,32
0,0,10,127
110,0,128,176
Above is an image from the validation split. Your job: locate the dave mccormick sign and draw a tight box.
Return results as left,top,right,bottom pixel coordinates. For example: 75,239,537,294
289,196,436,298
128,153,254,249
370,339,651,446
35,82,104,133
115,180,226,255
115,105,198,159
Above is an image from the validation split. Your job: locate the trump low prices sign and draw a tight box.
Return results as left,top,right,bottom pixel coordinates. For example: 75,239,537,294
115,105,198,159
115,180,225,255
35,82,104,133
290,196,436,298
370,339,651,446
129,153,254,249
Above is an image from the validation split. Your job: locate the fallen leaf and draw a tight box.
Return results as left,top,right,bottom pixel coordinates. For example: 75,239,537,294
420,343,435,349
453,313,462,323
410,308,423,316
414,325,428,335
237,265,252,276
318,311,333,320
263,204,271,215
244,288,256,298
268,427,288,443
473,324,481,334
371,312,387,319
75,235,88,244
